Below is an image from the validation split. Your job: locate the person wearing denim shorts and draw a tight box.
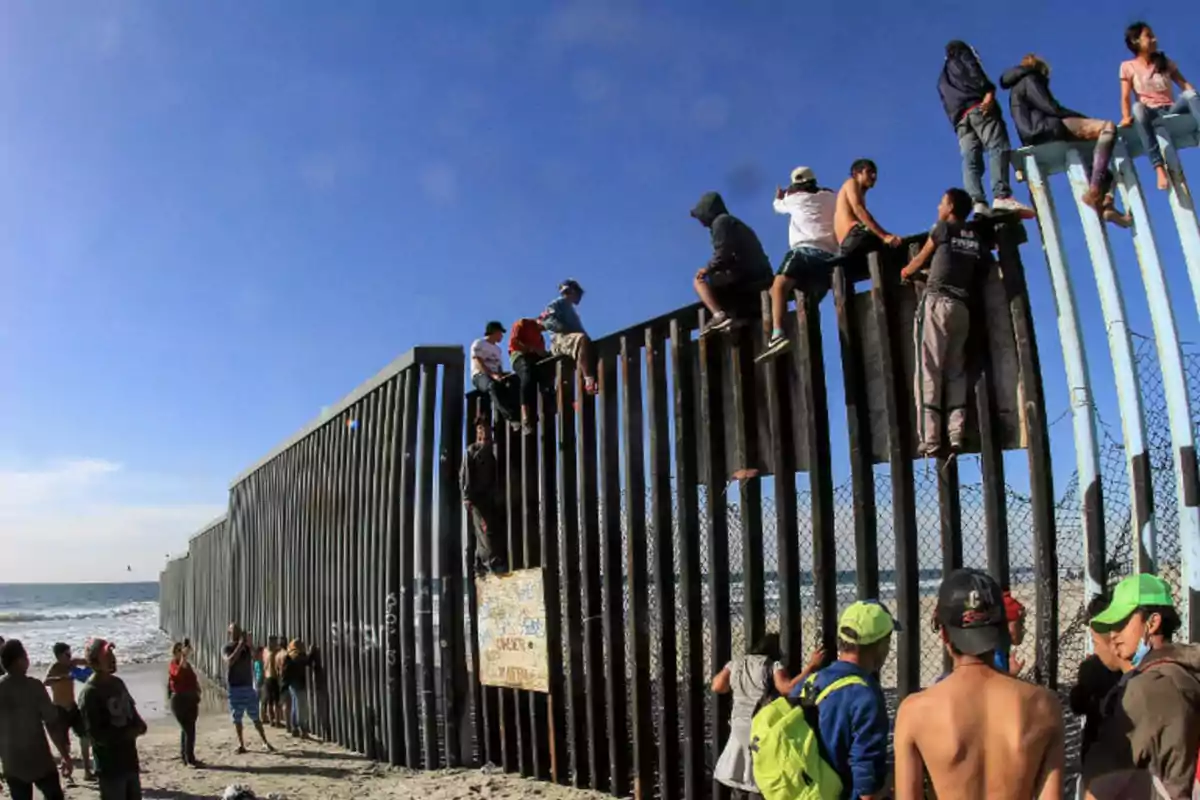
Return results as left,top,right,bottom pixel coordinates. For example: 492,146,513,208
1119,22,1200,192
223,624,273,755
758,166,839,362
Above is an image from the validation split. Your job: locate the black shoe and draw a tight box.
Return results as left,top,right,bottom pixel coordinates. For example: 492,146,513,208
699,313,733,339
755,335,791,363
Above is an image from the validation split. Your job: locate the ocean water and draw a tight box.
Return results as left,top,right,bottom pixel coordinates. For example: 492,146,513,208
0,583,170,666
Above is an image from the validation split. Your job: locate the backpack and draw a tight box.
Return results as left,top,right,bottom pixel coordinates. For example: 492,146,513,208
750,672,868,800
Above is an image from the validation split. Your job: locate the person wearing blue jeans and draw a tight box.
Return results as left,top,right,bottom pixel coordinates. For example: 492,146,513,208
1119,22,1200,191
938,40,1034,219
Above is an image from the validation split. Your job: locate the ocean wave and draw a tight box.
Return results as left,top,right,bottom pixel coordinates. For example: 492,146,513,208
0,601,158,624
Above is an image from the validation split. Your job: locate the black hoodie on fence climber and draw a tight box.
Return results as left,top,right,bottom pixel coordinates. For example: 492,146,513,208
690,192,771,279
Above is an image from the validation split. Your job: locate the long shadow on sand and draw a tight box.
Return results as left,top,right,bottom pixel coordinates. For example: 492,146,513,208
283,748,365,762
200,763,352,780
144,791,215,800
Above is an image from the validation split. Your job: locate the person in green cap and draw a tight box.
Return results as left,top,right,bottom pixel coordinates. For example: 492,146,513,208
1086,573,1200,799
788,599,896,800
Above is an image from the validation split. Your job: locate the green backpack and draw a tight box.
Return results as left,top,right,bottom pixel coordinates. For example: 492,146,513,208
749,672,868,800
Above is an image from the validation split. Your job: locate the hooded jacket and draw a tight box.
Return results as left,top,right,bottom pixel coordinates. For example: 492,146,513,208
1120,644,1200,798
1000,65,1086,147
938,43,997,126
691,192,771,278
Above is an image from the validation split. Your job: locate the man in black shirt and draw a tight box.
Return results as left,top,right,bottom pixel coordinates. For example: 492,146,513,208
222,624,273,754
77,638,145,800
901,188,984,457
460,417,508,576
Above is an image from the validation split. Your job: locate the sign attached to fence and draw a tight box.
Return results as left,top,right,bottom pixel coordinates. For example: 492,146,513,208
475,568,550,693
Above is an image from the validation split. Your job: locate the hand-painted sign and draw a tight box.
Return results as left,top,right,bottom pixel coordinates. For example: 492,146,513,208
476,569,549,693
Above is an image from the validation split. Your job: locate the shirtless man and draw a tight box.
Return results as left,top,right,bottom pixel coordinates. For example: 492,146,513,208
835,159,903,263
894,568,1064,800
44,642,93,781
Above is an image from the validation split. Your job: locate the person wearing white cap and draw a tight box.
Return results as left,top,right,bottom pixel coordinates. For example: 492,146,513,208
757,166,839,362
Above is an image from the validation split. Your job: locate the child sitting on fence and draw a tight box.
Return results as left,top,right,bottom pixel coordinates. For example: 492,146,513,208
900,188,984,458
540,279,598,396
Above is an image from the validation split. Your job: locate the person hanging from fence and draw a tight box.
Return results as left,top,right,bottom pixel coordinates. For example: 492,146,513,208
938,41,1036,220
711,635,825,796
757,167,839,363
993,590,1028,676
901,188,984,458
540,279,598,395
460,415,509,576
1000,55,1124,222
690,191,772,339
893,569,1065,800
1086,573,1200,799
1119,22,1200,192
508,316,551,434
753,601,895,800
470,321,520,430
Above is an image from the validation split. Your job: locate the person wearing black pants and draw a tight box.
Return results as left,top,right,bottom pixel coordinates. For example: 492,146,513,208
166,642,201,767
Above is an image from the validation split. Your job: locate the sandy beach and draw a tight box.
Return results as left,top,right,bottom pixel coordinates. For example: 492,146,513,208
55,663,606,800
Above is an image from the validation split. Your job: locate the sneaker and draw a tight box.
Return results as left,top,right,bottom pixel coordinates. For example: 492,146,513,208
992,196,1036,219
755,334,791,363
972,202,990,219
508,420,521,432
698,312,733,339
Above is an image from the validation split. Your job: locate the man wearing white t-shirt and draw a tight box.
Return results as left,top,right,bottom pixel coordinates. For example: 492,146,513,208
757,166,839,363
470,321,519,427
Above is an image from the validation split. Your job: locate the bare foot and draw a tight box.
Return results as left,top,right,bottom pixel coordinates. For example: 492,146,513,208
1157,166,1170,191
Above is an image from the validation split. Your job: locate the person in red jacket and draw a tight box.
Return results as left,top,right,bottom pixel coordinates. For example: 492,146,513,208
508,317,550,434
166,641,202,767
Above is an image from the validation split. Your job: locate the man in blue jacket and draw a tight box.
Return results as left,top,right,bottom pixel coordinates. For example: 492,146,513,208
938,41,1034,220
790,600,896,799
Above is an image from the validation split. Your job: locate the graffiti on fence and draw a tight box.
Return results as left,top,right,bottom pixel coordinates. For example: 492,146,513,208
476,568,550,693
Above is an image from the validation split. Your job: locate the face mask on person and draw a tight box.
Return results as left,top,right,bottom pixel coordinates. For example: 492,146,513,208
1131,636,1152,667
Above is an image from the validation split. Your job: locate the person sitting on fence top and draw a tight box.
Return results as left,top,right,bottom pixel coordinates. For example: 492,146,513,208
540,279,598,396
993,590,1027,676
788,600,896,800
508,317,550,434
938,40,1035,220
893,568,1065,800
901,188,984,459
470,321,520,430
1119,22,1200,192
689,191,772,339
1000,55,1123,221
460,415,508,577
835,159,902,269
757,167,839,363
1088,573,1200,799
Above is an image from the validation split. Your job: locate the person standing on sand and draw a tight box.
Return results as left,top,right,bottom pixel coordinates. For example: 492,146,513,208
44,641,94,781
78,638,146,800
224,624,273,754
166,641,202,767
274,643,291,734
308,644,329,740
1072,595,1126,788
0,639,74,800
262,636,282,728
283,640,311,738
893,568,1065,800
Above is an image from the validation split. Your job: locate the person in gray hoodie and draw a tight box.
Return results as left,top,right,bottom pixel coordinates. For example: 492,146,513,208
690,192,771,338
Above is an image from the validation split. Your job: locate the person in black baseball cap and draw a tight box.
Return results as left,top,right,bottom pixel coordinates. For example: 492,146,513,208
893,569,1065,799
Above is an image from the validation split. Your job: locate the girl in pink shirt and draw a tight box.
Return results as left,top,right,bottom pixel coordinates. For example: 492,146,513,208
1119,22,1199,190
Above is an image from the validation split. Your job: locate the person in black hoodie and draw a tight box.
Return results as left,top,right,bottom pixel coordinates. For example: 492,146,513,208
938,41,1033,219
1001,55,1122,216
690,191,771,338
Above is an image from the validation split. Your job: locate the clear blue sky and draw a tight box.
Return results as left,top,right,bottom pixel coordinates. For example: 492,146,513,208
2,0,1198,581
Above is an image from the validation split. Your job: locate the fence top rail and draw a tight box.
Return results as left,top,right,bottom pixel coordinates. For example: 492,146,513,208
1014,113,1198,177
186,513,229,544
228,344,463,488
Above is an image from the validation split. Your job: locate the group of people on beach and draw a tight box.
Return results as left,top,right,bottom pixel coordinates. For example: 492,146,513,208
0,636,147,800
710,569,1199,800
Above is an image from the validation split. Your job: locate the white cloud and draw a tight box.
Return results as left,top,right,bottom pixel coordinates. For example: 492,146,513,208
0,459,223,583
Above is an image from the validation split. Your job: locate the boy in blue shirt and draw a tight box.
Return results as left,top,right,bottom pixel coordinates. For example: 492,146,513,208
790,600,897,799
540,279,598,395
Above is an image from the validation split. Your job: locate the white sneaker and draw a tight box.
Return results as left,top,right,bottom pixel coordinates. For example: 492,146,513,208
972,202,990,219
992,196,1036,219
